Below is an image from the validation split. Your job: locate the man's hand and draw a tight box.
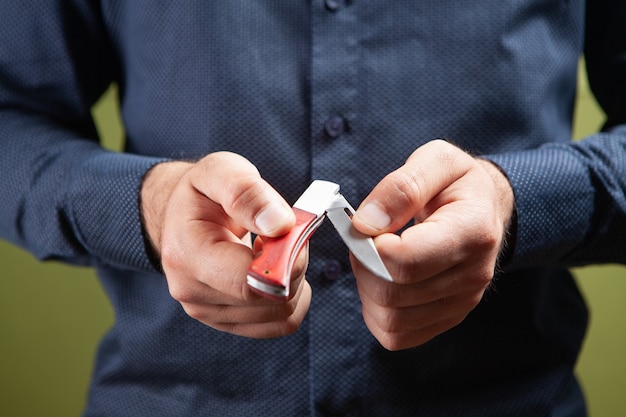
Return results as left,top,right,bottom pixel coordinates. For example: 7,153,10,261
140,152,311,338
352,140,515,350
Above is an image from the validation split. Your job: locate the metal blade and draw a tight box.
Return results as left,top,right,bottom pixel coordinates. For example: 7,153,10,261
293,180,340,217
326,195,393,282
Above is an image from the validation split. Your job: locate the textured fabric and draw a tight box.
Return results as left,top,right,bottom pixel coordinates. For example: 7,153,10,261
1,1,625,416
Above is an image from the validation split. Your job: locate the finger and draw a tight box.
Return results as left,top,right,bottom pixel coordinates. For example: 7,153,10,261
353,140,475,235
188,152,295,237
366,314,468,351
167,268,284,307
288,243,309,298
348,221,464,290
352,176,501,286
361,289,482,350
164,222,292,305
353,257,491,308
361,289,484,333
169,235,310,308
365,224,465,285
161,208,260,298
209,281,312,338
160,178,254,301
369,220,497,283
362,289,482,335
192,277,310,326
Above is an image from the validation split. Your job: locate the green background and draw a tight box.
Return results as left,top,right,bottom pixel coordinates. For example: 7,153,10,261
1,61,625,416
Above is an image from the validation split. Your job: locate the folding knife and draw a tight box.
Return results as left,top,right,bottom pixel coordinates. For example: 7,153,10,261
247,180,393,299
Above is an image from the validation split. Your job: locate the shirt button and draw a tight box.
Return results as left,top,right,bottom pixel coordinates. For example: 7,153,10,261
325,0,345,11
324,115,346,138
322,260,343,281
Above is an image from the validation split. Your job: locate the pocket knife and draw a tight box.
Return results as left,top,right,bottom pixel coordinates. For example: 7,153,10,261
247,180,393,299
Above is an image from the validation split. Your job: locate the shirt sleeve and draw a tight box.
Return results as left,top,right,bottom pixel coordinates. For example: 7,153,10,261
0,2,163,272
486,0,626,270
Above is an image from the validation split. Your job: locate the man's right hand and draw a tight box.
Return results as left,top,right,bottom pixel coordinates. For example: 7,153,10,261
140,152,311,338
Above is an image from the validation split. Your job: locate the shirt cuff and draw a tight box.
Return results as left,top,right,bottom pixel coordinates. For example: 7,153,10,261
485,144,594,270
68,151,168,273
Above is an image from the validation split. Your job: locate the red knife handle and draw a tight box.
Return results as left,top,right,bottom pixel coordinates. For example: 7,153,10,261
247,208,318,299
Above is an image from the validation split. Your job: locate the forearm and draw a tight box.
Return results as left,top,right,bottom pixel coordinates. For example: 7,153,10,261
0,111,165,271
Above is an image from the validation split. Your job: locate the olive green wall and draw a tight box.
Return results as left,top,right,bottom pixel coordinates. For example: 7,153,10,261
570,61,626,415
1,61,624,416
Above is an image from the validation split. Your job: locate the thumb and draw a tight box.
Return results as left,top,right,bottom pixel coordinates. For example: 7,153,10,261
353,140,473,235
189,152,295,237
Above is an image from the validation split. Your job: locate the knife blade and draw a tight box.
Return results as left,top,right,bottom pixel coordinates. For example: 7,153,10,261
325,195,393,282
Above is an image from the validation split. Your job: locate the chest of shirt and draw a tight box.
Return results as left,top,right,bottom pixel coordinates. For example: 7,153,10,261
103,0,583,201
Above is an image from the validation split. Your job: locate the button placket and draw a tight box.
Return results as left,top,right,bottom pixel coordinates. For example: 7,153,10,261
311,0,359,180
308,8,364,408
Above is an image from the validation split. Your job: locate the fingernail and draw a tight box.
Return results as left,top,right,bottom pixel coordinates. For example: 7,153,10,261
255,202,291,235
357,203,391,231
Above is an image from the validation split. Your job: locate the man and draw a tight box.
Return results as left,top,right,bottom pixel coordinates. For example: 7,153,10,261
1,1,624,416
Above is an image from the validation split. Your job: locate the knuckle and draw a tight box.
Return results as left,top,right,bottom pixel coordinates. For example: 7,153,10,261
475,268,495,287
468,289,487,308
386,169,425,209
167,282,196,304
227,177,266,214
428,139,465,166
277,318,301,337
246,299,298,325
377,307,406,334
377,331,405,351
388,263,419,285
240,281,260,302
366,280,395,306
471,222,500,252
453,291,484,315
465,259,496,290
428,138,452,151
180,303,206,321
384,309,403,332
273,300,297,321
436,141,459,164
204,151,259,175
160,240,184,272
263,309,304,338
363,309,408,351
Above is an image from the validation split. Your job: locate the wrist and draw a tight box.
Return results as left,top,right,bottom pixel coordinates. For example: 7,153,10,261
477,159,515,219
476,158,517,268
140,161,194,258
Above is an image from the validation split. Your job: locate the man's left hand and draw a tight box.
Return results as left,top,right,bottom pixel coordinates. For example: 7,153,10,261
352,140,515,350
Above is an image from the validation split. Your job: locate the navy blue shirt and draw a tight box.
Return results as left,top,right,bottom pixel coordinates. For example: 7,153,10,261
1,1,626,416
